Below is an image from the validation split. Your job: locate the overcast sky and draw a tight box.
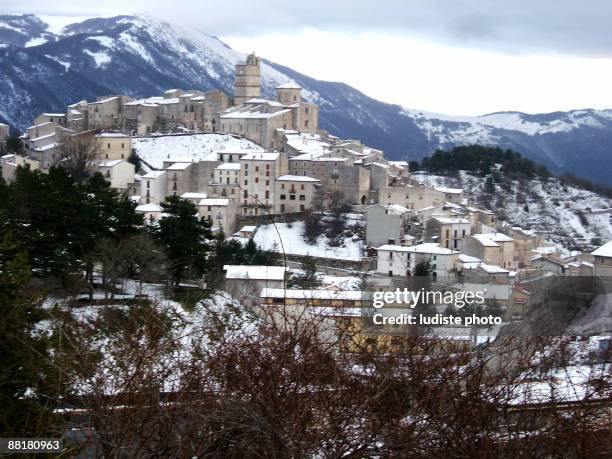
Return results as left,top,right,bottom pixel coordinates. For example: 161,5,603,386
5,0,612,115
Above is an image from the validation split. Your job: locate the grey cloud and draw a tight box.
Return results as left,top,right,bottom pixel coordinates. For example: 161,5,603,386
3,0,612,57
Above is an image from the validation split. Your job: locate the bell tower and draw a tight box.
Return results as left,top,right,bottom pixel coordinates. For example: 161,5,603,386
234,52,261,105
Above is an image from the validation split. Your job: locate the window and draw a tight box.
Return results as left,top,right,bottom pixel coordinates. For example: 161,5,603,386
244,163,248,169
290,195,296,200
255,166,259,172
244,180,248,185
121,143,125,148
305,120,309,128
300,205,305,211
265,180,269,186
389,252,393,260
266,164,270,170
281,184,285,189
255,177,259,183
265,170,269,177
300,184,305,190
265,190,269,199
243,190,248,198
107,143,111,149
280,194,286,200
208,206,212,211
462,229,466,237
280,204,285,212
299,195,305,201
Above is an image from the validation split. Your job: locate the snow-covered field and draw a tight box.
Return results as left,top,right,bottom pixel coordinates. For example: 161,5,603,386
132,133,263,169
414,171,612,250
254,221,363,261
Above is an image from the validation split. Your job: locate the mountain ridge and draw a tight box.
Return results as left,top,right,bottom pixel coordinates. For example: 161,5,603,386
2,13,612,184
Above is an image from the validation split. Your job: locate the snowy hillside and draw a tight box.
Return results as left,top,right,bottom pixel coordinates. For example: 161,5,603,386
254,221,364,261
2,13,612,184
414,171,612,251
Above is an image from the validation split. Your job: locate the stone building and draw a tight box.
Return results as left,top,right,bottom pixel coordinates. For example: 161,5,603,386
238,152,288,215
289,156,371,205
166,162,198,197
366,204,412,248
425,216,472,250
233,53,262,105
220,54,319,150
87,96,127,130
378,183,447,210
96,132,131,160
592,241,612,276
198,198,238,233
463,233,515,270
274,175,320,214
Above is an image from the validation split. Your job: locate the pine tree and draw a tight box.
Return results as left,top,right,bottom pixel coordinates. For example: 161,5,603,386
0,232,55,435
290,255,321,289
151,196,212,287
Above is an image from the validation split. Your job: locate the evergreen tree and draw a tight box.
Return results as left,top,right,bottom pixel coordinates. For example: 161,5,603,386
0,232,55,435
151,196,212,287
290,255,321,289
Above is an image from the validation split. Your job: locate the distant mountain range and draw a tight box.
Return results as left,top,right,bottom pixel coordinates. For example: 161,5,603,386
2,13,612,185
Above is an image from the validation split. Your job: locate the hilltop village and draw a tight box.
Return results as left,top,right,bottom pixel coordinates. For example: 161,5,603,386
1,52,612,333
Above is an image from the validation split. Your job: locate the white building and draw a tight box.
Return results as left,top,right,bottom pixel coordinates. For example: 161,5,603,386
97,159,135,190
135,203,163,224
376,242,459,279
141,171,167,204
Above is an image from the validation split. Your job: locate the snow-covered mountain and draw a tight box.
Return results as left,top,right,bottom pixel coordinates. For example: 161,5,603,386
2,13,612,184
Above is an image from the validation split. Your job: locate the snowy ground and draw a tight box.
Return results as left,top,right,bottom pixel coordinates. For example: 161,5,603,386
132,133,263,169
254,221,363,261
414,171,612,251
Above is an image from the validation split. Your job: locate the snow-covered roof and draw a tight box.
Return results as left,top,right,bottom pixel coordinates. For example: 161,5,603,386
241,152,279,161
198,198,229,206
433,217,470,224
472,233,513,247
224,265,287,281
96,132,129,138
479,264,510,274
136,203,162,212
42,112,65,117
181,192,208,200
459,254,481,263
216,162,241,170
98,159,123,167
376,243,458,255
142,171,166,179
166,162,192,170
90,96,119,104
276,81,302,89
592,241,612,258
240,225,257,232
260,288,362,301
33,143,58,152
378,203,410,215
434,186,463,194
311,157,349,162
276,175,320,182
221,105,291,119
132,133,263,169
